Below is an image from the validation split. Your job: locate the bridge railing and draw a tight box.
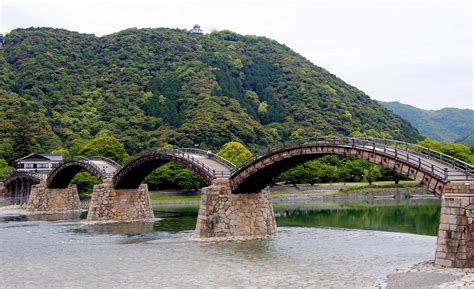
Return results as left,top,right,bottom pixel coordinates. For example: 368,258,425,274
231,136,474,182
87,156,122,169
170,149,232,178
54,157,116,178
119,148,231,179
177,148,237,169
3,171,45,184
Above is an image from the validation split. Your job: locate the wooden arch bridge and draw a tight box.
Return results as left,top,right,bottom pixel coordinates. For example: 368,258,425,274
2,137,474,268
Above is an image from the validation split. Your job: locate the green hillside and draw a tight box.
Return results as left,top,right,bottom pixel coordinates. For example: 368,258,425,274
382,101,474,145
0,27,421,162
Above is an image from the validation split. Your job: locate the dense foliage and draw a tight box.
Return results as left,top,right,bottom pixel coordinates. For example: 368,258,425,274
382,101,474,145
0,27,421,164
217,141,252,166
144,162,204,191
278,155,407,185
68,130,129,163
418,138,474,165
71,172,99,197
0,159,15,181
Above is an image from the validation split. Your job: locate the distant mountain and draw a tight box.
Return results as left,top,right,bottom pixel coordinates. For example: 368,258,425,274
456,133,474,146
381,101,474,145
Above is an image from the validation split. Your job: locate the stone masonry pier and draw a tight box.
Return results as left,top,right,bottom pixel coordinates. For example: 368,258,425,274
435,182,474,268
195,178,276,240
87,179,154,223
28,180,81,213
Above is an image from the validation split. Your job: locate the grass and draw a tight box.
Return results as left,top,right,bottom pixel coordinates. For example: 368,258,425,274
338,182,422,194
149,194,201,203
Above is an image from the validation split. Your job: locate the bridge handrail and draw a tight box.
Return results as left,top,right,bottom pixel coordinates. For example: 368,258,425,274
360,137,473,171
51,157,115,178
3,171,44,185
87,156,122,169
118,148,231,179
231,136,473,181
177,148,237,169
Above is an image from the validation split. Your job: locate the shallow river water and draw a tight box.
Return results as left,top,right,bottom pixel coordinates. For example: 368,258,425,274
0,200,441,288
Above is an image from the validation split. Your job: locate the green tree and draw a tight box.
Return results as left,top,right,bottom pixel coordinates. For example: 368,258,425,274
73,130,129,163
418,138,473,164
363,166,382,185
0,159,15,180
11,117,39,160
217,141,252,166
175,170,203,191
145,162,204,191
71,172,99,198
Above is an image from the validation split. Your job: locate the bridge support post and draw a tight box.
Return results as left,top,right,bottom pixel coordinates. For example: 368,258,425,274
435,182,474,268
87,179,154,223
195,179,276,240
28,181,81,213
0,182,6,197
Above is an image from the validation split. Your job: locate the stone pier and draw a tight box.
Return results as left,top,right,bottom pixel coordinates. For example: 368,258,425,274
28,180,81,213
195,178,277,240
87,179,154,223
435,182,474,268
0,182,6,197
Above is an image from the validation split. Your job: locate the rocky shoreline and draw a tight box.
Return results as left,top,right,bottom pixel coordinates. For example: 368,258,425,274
379,261,474,288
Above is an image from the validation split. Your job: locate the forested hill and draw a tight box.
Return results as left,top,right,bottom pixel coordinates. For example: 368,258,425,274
382,101,474,145
0,27,421,161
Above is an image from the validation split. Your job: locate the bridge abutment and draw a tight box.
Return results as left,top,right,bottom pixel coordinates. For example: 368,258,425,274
28,181,81,213
195,179,276,240
87,179,154,223
0,182,6,197
436,183,474,268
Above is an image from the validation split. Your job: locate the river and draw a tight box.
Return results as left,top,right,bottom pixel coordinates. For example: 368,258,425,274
0,198,444,287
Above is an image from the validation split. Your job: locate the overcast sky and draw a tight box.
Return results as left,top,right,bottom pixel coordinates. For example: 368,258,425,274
1,0,472,110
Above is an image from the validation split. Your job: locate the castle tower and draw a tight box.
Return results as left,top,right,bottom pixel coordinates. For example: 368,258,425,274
190,24,204,35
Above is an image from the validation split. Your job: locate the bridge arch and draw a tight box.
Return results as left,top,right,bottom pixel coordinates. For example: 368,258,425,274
113,149,233,189
229,138,473,195
47,158,114,189
4,172,42,205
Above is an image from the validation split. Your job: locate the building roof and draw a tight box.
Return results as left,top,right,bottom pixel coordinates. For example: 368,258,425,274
16,153,63,162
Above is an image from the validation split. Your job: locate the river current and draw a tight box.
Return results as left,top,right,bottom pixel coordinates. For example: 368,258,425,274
0,200,440,288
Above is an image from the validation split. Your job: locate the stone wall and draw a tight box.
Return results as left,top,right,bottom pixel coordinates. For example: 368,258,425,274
28,181,81,213
195,178,277,240
0,182,7,197
435,182,474,268
87,179,154,223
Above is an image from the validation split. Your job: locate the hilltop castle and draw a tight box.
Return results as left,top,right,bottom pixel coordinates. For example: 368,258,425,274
190,24,204,35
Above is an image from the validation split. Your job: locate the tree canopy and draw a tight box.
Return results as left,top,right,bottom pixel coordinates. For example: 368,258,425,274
217,141,252,166
418,138,474,165
70,130,129,163
0,159,15,181
0,27,422,164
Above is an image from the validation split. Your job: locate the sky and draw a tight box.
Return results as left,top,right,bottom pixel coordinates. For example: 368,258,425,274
1,0,472,110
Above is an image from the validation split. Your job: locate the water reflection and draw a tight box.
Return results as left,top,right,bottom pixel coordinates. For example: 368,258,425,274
0,211,82,223
212,239,277,262
274,200,441,236
76,221,156,236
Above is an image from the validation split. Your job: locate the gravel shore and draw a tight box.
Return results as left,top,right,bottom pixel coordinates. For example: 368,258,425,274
382,261,474,288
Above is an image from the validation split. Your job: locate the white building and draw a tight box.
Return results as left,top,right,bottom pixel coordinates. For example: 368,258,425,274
16,153,63,172
190,24,204,35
